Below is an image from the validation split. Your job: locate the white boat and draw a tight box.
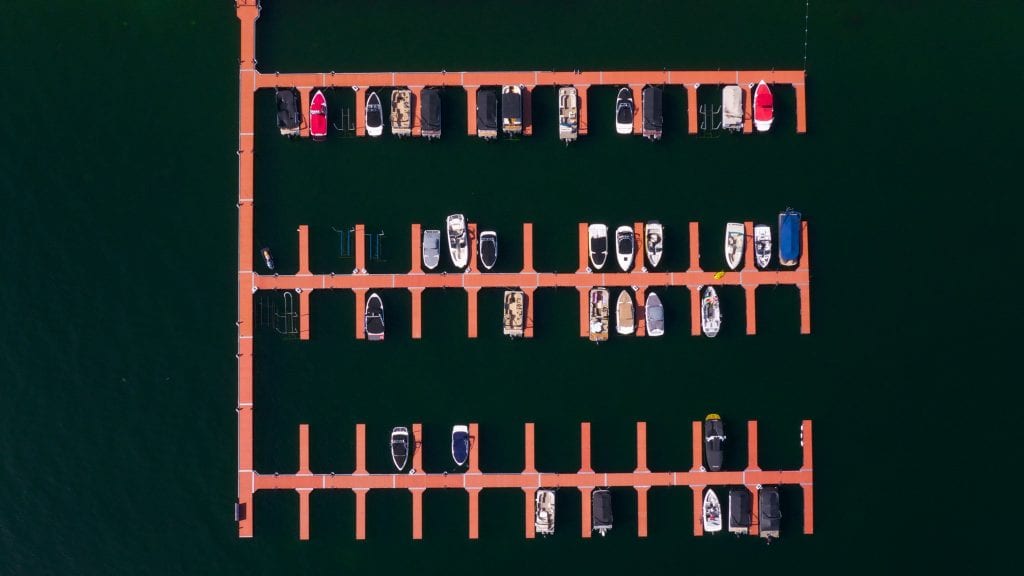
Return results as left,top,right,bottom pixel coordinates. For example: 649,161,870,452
365,91,383,137
588,287,610,342
365,292,385,341
754,80,774,133
390,427,409,471
615,225,634,271
422,229,441,270
701,286,721,338
615,87,634,135
722,85,743,131
558,86,578,142
644,221,663,268
535,489,556,535
645,291,664,337
703,488,723,533
725,222,745,270
479,230,497,270
588,224,608,270
451,425,469,467
754,224,771,269
615,290,634,335
446,214,468,269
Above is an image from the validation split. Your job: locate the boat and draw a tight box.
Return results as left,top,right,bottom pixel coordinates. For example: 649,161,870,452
365,91,383,137
390,427,409,471
260,247,275,270
759,485,781,540
275,89,301,136
703,413,726,471
503,290,525,337
701,286,721,337
645,292,664,337
754,80,773,132
703,488,723,533
728,488,752,534
754,224,772,269
645,221,664,268
591,488,613,536
451,425,469,467
615,225,634,271
588,287,610,342
390,89,412,137
725,222,745,270
501,85,523,135
476,89,498,139
420,88,442,139
722,85,743,131
364,292,385,341
309,89,328,141
588,224,608,270
535,489,556,535
446,214,468,269
642,85,663,141
422,229,441,270
479,230,497,270
615,290,634,335
615,87,634,135
778,209,801,266
558,86,578,142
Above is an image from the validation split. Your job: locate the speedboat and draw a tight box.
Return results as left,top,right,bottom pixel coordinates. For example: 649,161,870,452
722,85,743,132
591,488,613,536
390,89,412,137
390,427,409,471
261,247,275,270
275,88,301,136
701,286,721,338
420,88,442,139
615,87,634,135
479,230,498,270
365,292,385,341
422,229,441,270
725,222,745,270
778,209,801,266
501,85,524,135
476,89,498,139
645,221,663,268
446,214,468,269
558,86,578,142
703,413,726,471
535,489,556,535
365,91,383,137
588,287,610,342
642,85,663,141
754,224,772,269
703,489,723,533
451,425,469,466
588,224,608,270
615,225,634,271
615,290,634,335
503,290,525,337
759,485,781,540
754,80,773,132
309,89,328,141
645,292,664,337
728,488,752,534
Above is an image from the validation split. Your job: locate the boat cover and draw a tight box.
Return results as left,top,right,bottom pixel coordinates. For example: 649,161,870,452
643,86,663,129
481,237,497,267
392,438,408,460
759,486,781,531
276,89,301,129
704,418,725,471
421,89,442,131
452,430,469,464
780,211,802,263
366,94,383,128
477,90,498,130
365,295,384,335
729,489,752,527
617,235,632,254
592,490,613,528
722,86,743,130
755,82,774,121
501,91,522,119
646,294,664,327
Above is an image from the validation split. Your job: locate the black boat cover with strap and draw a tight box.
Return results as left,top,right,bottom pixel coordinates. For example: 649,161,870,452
421,89,442,131
477,90,498,130
643,85,663,129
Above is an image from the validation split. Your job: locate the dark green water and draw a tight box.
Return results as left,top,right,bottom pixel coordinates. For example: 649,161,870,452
0,0,1015,573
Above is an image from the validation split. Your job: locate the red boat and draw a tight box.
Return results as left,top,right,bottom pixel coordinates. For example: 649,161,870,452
309,90,328,141
753,80,773,132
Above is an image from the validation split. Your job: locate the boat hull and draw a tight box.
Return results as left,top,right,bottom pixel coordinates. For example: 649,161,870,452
589,288,610,342
644,222,663,268
778,210,801,266
754,80,774,133
754,224,772,269
616,290,634,335
615,87,634,135
422,229,441,270
645,292,665,337
365,92,384,137
390,427,409,471
309,90,328,141
446,214,468,269
588,224,608,270
451,425,469,466
364,292,385,341
479,231,498,270
725,222,745,270
701,286,721,337
703,489,723,533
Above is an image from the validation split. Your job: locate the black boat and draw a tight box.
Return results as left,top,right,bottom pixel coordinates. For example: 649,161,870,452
364,292,385,341
703,413,726,471
642,85,663,140
275,88,301,136
728,488,752,534
591,488,613,536
476,89,498,139
759,485,781,540
421,88,442,139
390,427,410,471
479,231,498,270
501,85,523,135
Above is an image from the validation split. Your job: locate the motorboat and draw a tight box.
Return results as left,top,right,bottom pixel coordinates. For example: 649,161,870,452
390,427,409,471
535,489,556,535
615,87,634,135
364,292,385,341
420,88,442,139
558,86,578,142
645,221,663,268
778,209,801,266
701,286,721,337
260,247,275,270
645,292,664,337
703,413,726,471
588,287,610,342
728,488,752,534
503,290,525,337
759,485,781,540
725,222,745,270
422,229,441,270
591,488,613,536
722,85,743,131
501,85,524,135
703,488,723,533
479,230,498,270
476,89,498,139
309,89,328,141
615,225,634,271
365,91,383,137
754,224,772,269
275,88,301,136
390,89,412,137
446,214,468,269
451,425,470,467
754,80,773,132
642,85,663,140
588,224,608,270
615,290,634,335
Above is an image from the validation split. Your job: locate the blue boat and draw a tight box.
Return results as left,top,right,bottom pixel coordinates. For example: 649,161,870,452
451,425,469,466
778,209,802,266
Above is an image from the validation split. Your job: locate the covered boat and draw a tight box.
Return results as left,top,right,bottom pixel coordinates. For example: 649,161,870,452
535,489,556,535
591,489,613,536
703,488,723,533
615,225,634,271
645,221,663,268
701,286,721,337
642,85,663,140
615,87,634,135
451,425,470,466
390,427,409,471
778,209,801,266
588,224,608,270
725,222,745,270
754,224,772,269
364,292,385,341
759,485,781,540
476,89,498,139
645,292,665,337
703,413,726,471
309,89,328,141
616,290,635,335
422,229,441,270
275,88,302,136
754,80,773,132
501,85,523,135
390,89,412,137
728,488,752,534
261,247,275,271
479,230,497,270
446,214,468,269
588,288,610,342
365,91,383,137
503,290,525,337
722,85,743,131
420,88,442,139
558,86,578,142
